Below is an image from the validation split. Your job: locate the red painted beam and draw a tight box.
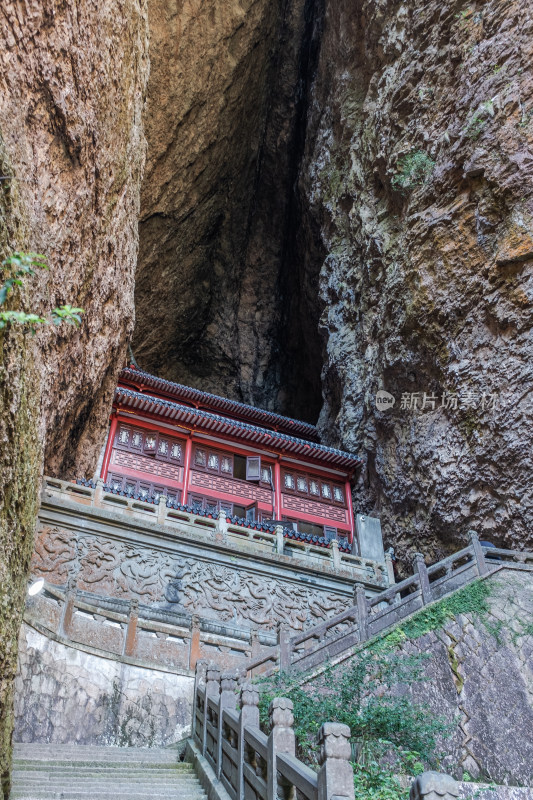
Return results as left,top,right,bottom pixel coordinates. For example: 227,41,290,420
182,435,193,506
100,414,118,480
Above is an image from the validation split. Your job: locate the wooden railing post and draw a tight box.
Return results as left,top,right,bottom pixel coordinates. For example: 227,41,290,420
410,771,460,800
317,722,355,800
355,583,369,642
215,509,228,543
384,551,395,587
469,530,488,576
238,681,260,800
59,575,78,638
123,599,139,657
192,660,208,741
267,698,295,800
157,495,168,525
413,552,432,605
204,665,221,757
278,622,291,672
94,477,105,507
250,629,261,658
217,671,238,778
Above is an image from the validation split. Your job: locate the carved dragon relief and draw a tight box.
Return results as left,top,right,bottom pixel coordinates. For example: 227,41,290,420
165,560,346,631
32,525,346,631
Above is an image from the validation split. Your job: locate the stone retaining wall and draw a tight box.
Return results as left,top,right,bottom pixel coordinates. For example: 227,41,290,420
14,625,192,746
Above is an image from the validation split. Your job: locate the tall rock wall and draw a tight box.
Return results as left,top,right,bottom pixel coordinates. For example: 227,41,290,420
299,0,533,562
303,569,533,786
133,0,325,421
0,2,149,794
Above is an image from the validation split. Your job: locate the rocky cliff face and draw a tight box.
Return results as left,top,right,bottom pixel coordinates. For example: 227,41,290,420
132,0,533,562
0,2,148,793
299,0,533,562
133,0,325,421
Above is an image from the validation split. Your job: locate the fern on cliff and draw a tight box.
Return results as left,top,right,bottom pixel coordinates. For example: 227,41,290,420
0,252,83,332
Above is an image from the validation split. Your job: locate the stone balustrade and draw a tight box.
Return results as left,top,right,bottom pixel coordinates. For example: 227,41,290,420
25,580,277,675
246,533,533,677
190,662,355,800
42,477,389,587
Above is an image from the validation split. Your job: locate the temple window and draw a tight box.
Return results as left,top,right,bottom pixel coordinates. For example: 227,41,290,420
297,476,308,493
195,448,206,467
170,443,182,461
309,479,319,495
221,456,232,473
207,453,219,470
284,473,295,489
321,483,332,499
333,486,344,503
144,435,157,453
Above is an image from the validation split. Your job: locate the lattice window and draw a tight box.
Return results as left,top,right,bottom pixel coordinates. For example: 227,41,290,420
284,473,295,489
333,486,344,503
321,483,332,499
207,453,219,471
195,448,206,467
296,476,308,493
170,442,182,461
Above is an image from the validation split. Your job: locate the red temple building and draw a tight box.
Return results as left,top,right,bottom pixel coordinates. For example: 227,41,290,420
99,367,362,548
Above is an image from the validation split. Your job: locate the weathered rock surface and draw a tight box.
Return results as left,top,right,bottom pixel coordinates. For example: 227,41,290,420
299,0,533,561
0,0,148,793
132,0,533,562
312,569,533,786
400,571,533,785
133,0,325,420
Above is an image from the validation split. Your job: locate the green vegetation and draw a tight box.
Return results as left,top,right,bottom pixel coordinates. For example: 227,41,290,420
463,100,495,140
256,580,496,799
0,252,83,332
374,579,491,652
391,150,435,193
257,651,449,800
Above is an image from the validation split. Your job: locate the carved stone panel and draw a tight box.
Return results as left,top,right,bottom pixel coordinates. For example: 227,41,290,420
32,525,347,632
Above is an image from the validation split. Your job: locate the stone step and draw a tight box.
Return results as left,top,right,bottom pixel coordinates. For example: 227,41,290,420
13,773,200,788
11,744,205,800
13,748,180,761
11,794,206,800
13,768,195,777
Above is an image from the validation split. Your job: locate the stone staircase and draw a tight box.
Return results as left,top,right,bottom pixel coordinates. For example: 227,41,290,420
11,743,206,800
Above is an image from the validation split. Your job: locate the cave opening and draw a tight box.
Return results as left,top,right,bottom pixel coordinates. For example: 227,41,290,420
132,0,326,426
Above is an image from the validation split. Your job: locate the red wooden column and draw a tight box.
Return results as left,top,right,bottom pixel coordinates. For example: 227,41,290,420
182,435,193,505
345,478,355,544
274,460,282,520
100,413,118,480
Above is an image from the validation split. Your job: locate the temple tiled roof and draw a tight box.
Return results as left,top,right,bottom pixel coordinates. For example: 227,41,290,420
114,386,361,470
119,367,319,442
